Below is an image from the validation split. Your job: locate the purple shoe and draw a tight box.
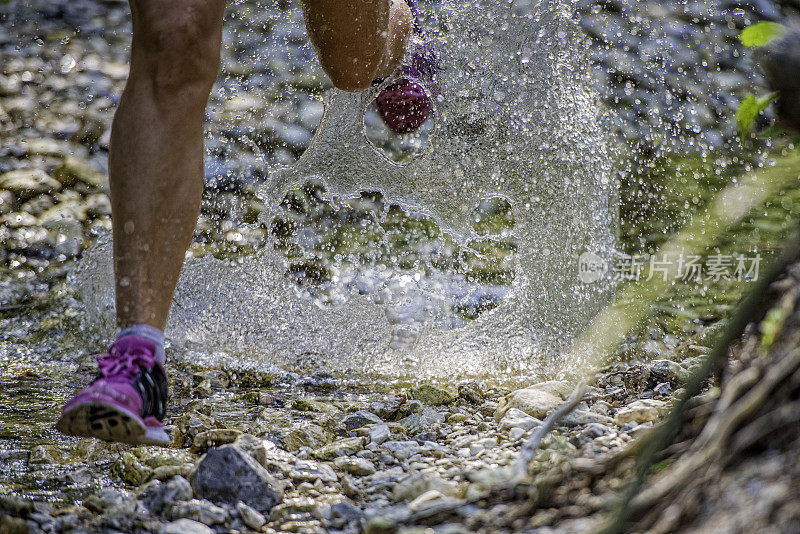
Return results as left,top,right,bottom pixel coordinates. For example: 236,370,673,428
375,0,440,134
56,336,170,446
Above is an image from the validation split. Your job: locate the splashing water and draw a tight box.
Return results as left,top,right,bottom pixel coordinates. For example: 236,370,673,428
74,0,618,379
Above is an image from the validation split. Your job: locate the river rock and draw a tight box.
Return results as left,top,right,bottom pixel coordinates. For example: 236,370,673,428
84,193,111,217
0,516,31,534
112,451,153,486
342,410,383,430
334,456,377,476
28,444,67,464
382,440,422,461
190,445,284,514
237,501,266,530
369,396,404,419
189,428,242,453
410,384,456,406
528,380,573,399
398,406,445,435
167,499,228,525
292,398,336,413
0,169,60,199
232,433,274,467
1,211,37,228
562,409,614,427
498,407,542,432
82,488,134,514
368,424,391,445
392,473,458,502
172,411,226,449
615,399,666,425
159,518,214,534
494,387,563,421
648,359,689,383
53,156,108,189
139,476,194,515
20,194,53,217
313,437,365,460
0,190,16,214
150,464,194,481
457,382,485,404
132,446,195,470
289,459,338,483
284,423,329,451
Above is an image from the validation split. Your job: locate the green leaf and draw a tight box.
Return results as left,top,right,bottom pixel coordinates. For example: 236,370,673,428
736,92,778,138
740,21,786,48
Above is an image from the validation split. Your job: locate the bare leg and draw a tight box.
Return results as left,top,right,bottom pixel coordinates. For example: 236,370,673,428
302,0,413,91
110,0,225,330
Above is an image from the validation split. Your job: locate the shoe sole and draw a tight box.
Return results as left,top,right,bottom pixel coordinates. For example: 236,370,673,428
56,399,170,446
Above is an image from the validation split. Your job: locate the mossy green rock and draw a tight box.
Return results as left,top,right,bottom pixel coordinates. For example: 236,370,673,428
131,446,195,469
312,437,366,460
112,451,153,486
284,424,329,451
190,429,243,453
28,444,68,465
53,156,108,189
291,398,336,413
409,384,456,406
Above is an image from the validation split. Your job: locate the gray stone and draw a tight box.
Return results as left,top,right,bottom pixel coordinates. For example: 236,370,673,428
167,499,228,525
392,473,458,502
342,410,383,430
561,409,614,427
648,359,689,383
334,456,377,476
398,407,445,435
236,501,266,530
82,488,134,514
190,445,284,514
382,440,422,461
289,459,339,483
368,424,391,445
0,190,16,214
140,476,193,515
498,407,542,432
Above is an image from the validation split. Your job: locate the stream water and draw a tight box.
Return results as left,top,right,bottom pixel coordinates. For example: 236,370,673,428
74,0,617,379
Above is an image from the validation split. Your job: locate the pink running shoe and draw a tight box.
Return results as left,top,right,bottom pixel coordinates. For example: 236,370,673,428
56,336,170,446
375,0,440,134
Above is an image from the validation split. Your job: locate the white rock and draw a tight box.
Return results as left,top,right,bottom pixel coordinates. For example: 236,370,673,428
159,519,214,534
499,408,542,432
236,501,266,530
495,388,563,421
615,399,666,425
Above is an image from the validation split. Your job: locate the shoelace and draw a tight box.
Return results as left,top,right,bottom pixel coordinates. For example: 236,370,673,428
96,343,156,383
